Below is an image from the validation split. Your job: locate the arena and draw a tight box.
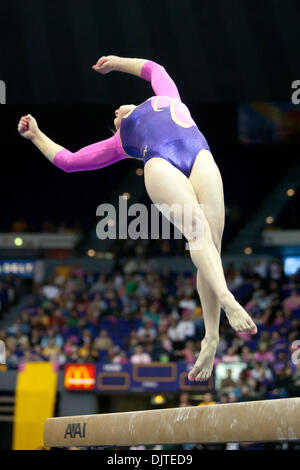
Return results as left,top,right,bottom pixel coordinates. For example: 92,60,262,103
0,0,300,457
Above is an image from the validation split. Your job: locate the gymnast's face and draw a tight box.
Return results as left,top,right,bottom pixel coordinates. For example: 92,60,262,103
114,104,136,131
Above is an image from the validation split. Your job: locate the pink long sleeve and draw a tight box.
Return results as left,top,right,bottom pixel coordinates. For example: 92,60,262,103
141,60,181,101
53,131,127,173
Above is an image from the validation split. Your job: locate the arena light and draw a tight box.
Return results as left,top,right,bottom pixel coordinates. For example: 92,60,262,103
14,237,23,247
87,249,96,257
151,394,166,406
266,216,274,224
122,192,131,200
244,247,252,255
287,188,295,197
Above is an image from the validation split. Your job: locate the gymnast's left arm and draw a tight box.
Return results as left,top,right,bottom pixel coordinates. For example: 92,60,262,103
17,114,127,173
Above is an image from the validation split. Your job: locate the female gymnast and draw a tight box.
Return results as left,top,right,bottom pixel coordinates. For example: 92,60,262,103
18,55,257,382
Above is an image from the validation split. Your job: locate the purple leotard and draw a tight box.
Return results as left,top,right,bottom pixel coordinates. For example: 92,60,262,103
53,61,210,177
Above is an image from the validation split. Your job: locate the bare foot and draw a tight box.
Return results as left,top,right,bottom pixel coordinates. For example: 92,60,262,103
188,337,218,382
221,293,257,334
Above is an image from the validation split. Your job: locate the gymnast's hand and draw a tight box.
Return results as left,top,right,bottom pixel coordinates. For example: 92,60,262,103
91,55,119,74
18,114,39,140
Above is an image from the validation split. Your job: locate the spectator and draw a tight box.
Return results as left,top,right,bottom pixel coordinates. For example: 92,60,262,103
113,350,129,364
222,346,241,363
137,319,156,342
247,377,267,400
176,310,196,340
42,339,61,361
93,330,114,351
241,346,254,362
179,392,192,407
283,289,300,313
41,280,61,300
156,332,173,354
174,341,197,363
198,393,216,406
253,343,275,362
220,369,237,390
40,328,64,349
167,317,185,345
239,384,255,402
269,259,283,281
250,362,273,386
144,302,161,326
130,345,152,364
271,367,294,398
218,393,229,404
253,259,268,279
178,294,197,311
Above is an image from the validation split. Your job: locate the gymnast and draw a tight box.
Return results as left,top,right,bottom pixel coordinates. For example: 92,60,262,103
17,55,257,382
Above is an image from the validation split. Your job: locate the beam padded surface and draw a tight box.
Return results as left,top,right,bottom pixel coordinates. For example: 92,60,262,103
44,398,300,447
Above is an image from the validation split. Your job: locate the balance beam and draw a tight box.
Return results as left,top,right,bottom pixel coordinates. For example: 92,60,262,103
44,398,300,447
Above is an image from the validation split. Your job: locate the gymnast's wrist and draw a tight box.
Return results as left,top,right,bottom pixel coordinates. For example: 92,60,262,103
31,129,44,144
114,57,129,72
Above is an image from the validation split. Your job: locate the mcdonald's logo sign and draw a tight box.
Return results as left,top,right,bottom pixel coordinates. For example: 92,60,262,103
64,364,96,390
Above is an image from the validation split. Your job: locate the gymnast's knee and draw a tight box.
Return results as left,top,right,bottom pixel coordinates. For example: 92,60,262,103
212,230,223,253
184,212,211,245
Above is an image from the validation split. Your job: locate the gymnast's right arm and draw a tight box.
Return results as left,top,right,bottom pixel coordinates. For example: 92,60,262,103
18,114,127,173
92,55,181,101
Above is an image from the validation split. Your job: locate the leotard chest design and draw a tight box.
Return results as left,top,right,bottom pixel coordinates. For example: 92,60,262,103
120,95,210,177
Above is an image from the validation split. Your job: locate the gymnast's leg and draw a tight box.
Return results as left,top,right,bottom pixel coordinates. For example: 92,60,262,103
144,154,257,379
187,149,225,381
188,149,256,329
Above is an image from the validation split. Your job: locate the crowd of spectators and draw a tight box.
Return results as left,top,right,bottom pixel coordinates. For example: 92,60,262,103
1,256,300,450
0,258,299,390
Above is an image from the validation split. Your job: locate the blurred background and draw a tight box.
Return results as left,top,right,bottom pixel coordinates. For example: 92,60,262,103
0,0,300,451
